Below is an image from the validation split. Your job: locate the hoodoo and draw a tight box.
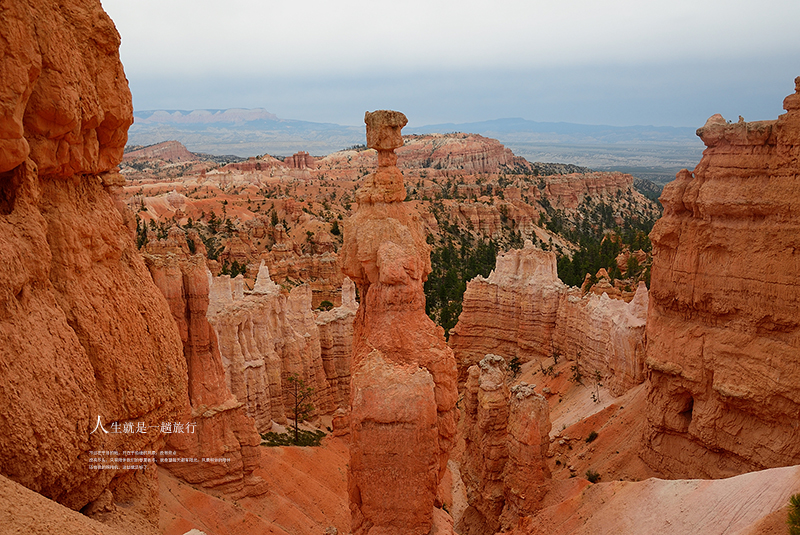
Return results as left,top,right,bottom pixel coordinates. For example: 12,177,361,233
342,111,459,534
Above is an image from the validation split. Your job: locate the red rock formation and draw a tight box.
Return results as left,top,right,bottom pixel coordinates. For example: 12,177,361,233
123,140,195,162
397,133,528,175
554,282,648,395
459,355,551,535
342,111,459,534
316,277,358,410
450,242,566,383
0,0,186,522
451,242,649,395
143,230,263,495
543,172,635,210
460,355,511,535
284,151,316,169
208,262,346,431
501,383,551,524
642,79,800,478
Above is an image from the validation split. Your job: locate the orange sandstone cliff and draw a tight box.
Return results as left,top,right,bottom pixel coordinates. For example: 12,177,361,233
0,0,187,525
451,241,648,395
206,261,355,431
142,229,263,495
342,111,459,534
642,80,800,478
459,355,551,535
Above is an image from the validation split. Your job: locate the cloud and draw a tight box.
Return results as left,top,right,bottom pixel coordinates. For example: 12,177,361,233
105,0,800,77
127,57,797,128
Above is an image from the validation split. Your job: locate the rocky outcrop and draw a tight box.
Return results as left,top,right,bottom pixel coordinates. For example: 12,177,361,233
316,277,358,409
398,134,528,175
542,172,635,210
343,111,459,534
451,241,649,395
554,281,649,396
123,140,195,162
459,355,551,535
143,230,263,495
450,242,565,382
284,151,316,169
641,79,800,478
0,0,186,522
208,262,354,431
460,355,511,535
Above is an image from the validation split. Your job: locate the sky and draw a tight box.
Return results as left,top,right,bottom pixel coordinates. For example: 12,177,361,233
101,0,800,128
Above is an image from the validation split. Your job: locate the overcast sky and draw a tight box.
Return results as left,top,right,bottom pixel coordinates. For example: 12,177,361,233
101,0,800,127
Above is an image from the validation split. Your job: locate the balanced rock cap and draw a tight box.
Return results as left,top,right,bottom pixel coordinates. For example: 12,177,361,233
364,110,408,151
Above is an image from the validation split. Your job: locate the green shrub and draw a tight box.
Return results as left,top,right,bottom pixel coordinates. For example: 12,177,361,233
586,431,598,443
585,469,601,484
789,494,800,535
261,429,326,447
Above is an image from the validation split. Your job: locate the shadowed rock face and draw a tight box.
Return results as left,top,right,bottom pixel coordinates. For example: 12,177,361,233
642,78,800,479
0,0,186,521
343,111,459,535
143,230,264,496
459,355,550,535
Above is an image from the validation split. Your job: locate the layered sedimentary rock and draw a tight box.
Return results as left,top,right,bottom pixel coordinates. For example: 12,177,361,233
123,140,195,162
554,282,649,395
284,151,316,169
0,0,186,520
451,241,649,395
450,242,565,381
143,230,262,494
397,133,527,175
642,80,800,478
459,355,551,535
460,355,511,535
343,111,459,534
316,277,358,409
208,262,354,431
542,172,635,210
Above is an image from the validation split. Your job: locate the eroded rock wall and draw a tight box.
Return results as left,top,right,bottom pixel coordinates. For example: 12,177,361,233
641,81,800,478
459,355,550,535
208,262,354,431
450,242,648,395
450,242,565,384
554,282,649,396
143,230,263,495
0,0,186,520
316,277,358,409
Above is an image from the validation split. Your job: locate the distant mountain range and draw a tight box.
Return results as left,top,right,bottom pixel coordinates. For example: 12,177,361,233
128,108,705,183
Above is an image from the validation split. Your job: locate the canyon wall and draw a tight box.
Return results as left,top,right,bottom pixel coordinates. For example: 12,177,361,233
450,242,565,382
207,261,355,431
343,111,459,535
450,241,648,395
143,230,263,495
641,80,800,478
0,0,187,522
397,133,527,174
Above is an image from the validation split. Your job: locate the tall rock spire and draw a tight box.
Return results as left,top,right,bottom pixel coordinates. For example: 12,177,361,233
342,111,459,534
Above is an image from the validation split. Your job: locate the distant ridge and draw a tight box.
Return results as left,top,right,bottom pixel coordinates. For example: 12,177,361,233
128,108,704,180
409,117,699,144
